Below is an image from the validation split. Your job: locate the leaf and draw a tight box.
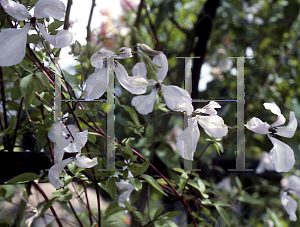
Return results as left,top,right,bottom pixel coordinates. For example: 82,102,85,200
106,177,118,198
20,74,34,100
105,202,126,217
48,20,64,34
153,204,164,219
130,177,142,191
128,162,150,176
27,34,45,43
37,196,59,218
36,72,51,89
140,174,167,196
267,207,283,227
123,105,140,126
5,173,39,184
215,206,230,226
235,176,242,192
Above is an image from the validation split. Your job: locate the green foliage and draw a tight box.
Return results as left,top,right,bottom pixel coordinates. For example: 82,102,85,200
5,173,39,184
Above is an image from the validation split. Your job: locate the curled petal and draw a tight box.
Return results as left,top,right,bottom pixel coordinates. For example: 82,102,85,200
49,158,73,189
1,0,30,21
195,101,221,116
280,191,297,221
161,85,193,115
116,47,132,59
268,136,295,172
245,117,270,134
37,23,72,48
90,50,115,68
131,88,158,115
82,67,107,99
74,155,98,168
286,175,300,199
63,142,82,154
153,53,168,83
0,24,30,66
115,63,148,94
73,130,88,148
34,0,65,20
132,62,147,80
276,111,297,138
198,115,228,138
176,117,200,160
264,102,286,127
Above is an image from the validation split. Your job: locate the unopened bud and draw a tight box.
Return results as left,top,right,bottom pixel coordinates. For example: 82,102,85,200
138,44,162,56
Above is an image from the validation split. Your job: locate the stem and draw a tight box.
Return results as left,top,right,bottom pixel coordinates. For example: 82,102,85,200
68,201,84,227
64,0,72,30
86,0,96,43
82,180,93,226
0,67,9,150
11,98,24,150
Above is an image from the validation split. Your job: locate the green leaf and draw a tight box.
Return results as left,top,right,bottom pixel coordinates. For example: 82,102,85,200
27,34,45,43
123,105,140,126
106,177,118,198
0,217,12,226
37,196,59,218
123,169,128,181
140,174,167,196
128,162,150,176
267,207,283,227
130,177,142,191
10,84,22,100
105,200,126,217
153,204,164,219
48,20,64,33
235,176,242,192
5,173,39,184
36,72,51,89
20,74,34,100
215,206,230,226
213,201,230,207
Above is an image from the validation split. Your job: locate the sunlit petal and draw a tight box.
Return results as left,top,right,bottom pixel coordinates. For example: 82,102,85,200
90,50,115,68
268,136,295,172
195,101,221,115
0,24,30,67
1,0,30,21
34,0,65,20
82,67,107,99
176,117,200,160
132,62,147,80
131,88,158,115
115,63,148,94
276,111,297,138
245,117,270,134
264,102,286,127
63,142,81,153
48,158,73,189
116,47,132,59
74,155,98,168
73,130,88,148
153,53,168,83
198,115,228,138
280,191,297,221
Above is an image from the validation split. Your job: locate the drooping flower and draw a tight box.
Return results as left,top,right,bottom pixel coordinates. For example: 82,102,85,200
0,0,73,66
246,102,297,172
255,152,275,174
131,52,192,115
280,175,300,221
82,47,149,99
176,101,228,160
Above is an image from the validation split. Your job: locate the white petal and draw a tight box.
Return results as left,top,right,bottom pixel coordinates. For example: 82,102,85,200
74,155,98,168
286,175,300,199
195,101,221,115
268,136,295,172
49,158,73,189
117,47,132,59
161,85,193,115
82,67,107,99
63,142,82,153
115,63,148,94
263,102,286,127
280,191,297,221
73,130,88,148
198,115,228,138
118,187,134,207
176,117,200,160
90,50,115,68
245,117,270,134
276,111,297,138
153,53,168,83
255,152,274,174
0,24,30,67
34,0,65,20
131,88,158,115
1,0,30,21
132,62,147,80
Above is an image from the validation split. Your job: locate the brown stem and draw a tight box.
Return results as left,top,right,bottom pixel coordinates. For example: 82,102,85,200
86,0,96,43
0,67,9,150
68,201,84,227
11,98,24,150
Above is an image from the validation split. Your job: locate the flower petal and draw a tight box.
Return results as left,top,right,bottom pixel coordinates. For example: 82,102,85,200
276,111,297,138
280,191,297,221
245,117,270,134
90,50,115,68
132,62,147,80
48,158,73,189
161,85,193,115
1,0,30,21
131,88,158,115
176,117,200,160
115,63,148,94
116,47,132,59
268,135,295,172
153,53,168,83
263,102,286,127
73,130,88,148
195,101,221,115
63,142,82,153
198,115,228,138
74,155,98,168
82,67,107,99
0,24,30,67
286,175,300,199
255,152,274,174
34,0,65,20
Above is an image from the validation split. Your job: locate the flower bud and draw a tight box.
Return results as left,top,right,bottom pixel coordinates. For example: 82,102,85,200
138,43,162,56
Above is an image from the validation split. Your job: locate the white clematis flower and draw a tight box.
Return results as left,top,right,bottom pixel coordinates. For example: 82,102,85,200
82,48,148,99
176,101,228,160
280,175,300,221
246,102,297,172
0,0,73,66
132,52,192,115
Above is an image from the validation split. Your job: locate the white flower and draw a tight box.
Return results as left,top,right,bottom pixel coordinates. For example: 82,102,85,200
176,101,228,160
115,170,134,208
131,52,192,115
246,102,297,172
82,48,148,99
255,152,275,174
0,0,73,66
280,175,300,221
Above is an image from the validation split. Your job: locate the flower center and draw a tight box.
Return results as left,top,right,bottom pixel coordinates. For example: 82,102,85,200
268,126,277,137
30,17,37,26
155,82,161,89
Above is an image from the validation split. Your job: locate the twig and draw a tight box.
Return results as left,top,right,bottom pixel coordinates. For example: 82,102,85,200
86,0,96,43
11,98,24,150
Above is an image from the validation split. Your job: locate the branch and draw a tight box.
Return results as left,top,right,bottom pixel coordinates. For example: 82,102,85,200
86,0,96,43
64,0,72,30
